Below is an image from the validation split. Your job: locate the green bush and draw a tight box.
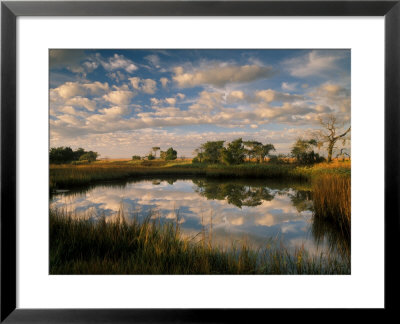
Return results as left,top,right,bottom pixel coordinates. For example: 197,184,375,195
79,152,98,162
71,160,89,165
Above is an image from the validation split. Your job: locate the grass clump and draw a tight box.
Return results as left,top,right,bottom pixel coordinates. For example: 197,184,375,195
50,209,350,275
312,174,350,224
311,173,351,257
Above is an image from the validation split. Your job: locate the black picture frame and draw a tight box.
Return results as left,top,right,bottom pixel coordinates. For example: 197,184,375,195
1,1,399,322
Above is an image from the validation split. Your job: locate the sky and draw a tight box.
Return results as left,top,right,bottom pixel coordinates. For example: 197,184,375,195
49,49,351,158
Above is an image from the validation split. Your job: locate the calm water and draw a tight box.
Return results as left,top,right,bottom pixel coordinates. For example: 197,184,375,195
50,177,349,256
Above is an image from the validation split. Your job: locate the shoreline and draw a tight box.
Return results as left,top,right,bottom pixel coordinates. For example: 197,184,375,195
50,160,351,190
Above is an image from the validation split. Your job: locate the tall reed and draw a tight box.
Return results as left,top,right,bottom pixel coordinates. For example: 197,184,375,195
311,174,351,238
50,208,350,275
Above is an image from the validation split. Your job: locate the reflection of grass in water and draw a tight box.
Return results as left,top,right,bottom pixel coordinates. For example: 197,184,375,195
311,214,350,258
311,174,350,258
50,162,316,190
312,174,350,227
50,208,350,275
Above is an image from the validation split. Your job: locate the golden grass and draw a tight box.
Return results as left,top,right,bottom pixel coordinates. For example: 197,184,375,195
312,160,351,171
49,159,351,274
50,208,350,275
312,174,351,226
50,160,351,192
50,161,307,189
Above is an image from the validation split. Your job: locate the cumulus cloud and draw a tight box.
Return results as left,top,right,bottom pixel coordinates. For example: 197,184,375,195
98,106,130,119
281,82,297,91
172,64,275,88
145,54,161,68
255,89,304,103
176,93,185,100
150,98,162,105
129,77,157,94
253,102,316,122
96,53,138,73
49,50,350,159
308,82,350,114
66,97,97,112
141,79,157,94
54,82,86,99
103,90,135,105
150,93,186,107
107,71,126,83
57,106,78,115
189,91,224,112
129,77,140,89
285,50,345,77
50,125,321,158
49,49,85,69
83,81,110,95
51,81,109,99
82,61,99,73
227,90,246,102
160,77,169,88
312,83,349,98
165,97,176,105
50,50,101,77
50,81,344,147
223,89,304,105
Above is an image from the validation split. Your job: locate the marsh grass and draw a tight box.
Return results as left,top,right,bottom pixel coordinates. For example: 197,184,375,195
311,174,351,258
50,209,350,275
312,174,350,224
49,160,351,274
50,161,346,189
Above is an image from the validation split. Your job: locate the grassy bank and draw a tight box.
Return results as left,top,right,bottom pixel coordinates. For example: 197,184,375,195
50,160,350,190
50,209,350,275
312,174,351,222
311,174,351,256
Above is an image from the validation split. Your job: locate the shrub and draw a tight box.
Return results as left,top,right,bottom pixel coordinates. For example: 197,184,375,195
50,147,99,164
161,147,177,161
79,153,96,162
71,160,89,165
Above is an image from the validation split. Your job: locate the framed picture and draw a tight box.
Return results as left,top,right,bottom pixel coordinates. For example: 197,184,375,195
1,0,398,321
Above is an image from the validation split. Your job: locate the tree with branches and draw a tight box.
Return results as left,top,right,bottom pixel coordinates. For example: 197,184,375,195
243,141,275,163
316,114,351,162
291,138,323,164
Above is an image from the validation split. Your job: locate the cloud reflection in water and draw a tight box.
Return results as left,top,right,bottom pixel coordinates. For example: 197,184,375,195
50,178,338,254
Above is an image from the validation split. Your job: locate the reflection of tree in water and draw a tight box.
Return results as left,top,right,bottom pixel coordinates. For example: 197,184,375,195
311,215,351,258
192,179,275,208
281,188,350,257
52,177,181,199
289,190,313,213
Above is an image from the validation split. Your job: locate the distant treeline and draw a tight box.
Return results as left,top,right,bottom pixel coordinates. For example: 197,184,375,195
51,136,339,166
49,147,99,164
132,147,178,161
193,138,275,165
192,138,325,165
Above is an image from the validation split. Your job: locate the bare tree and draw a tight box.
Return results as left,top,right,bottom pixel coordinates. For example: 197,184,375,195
316,115,351,162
